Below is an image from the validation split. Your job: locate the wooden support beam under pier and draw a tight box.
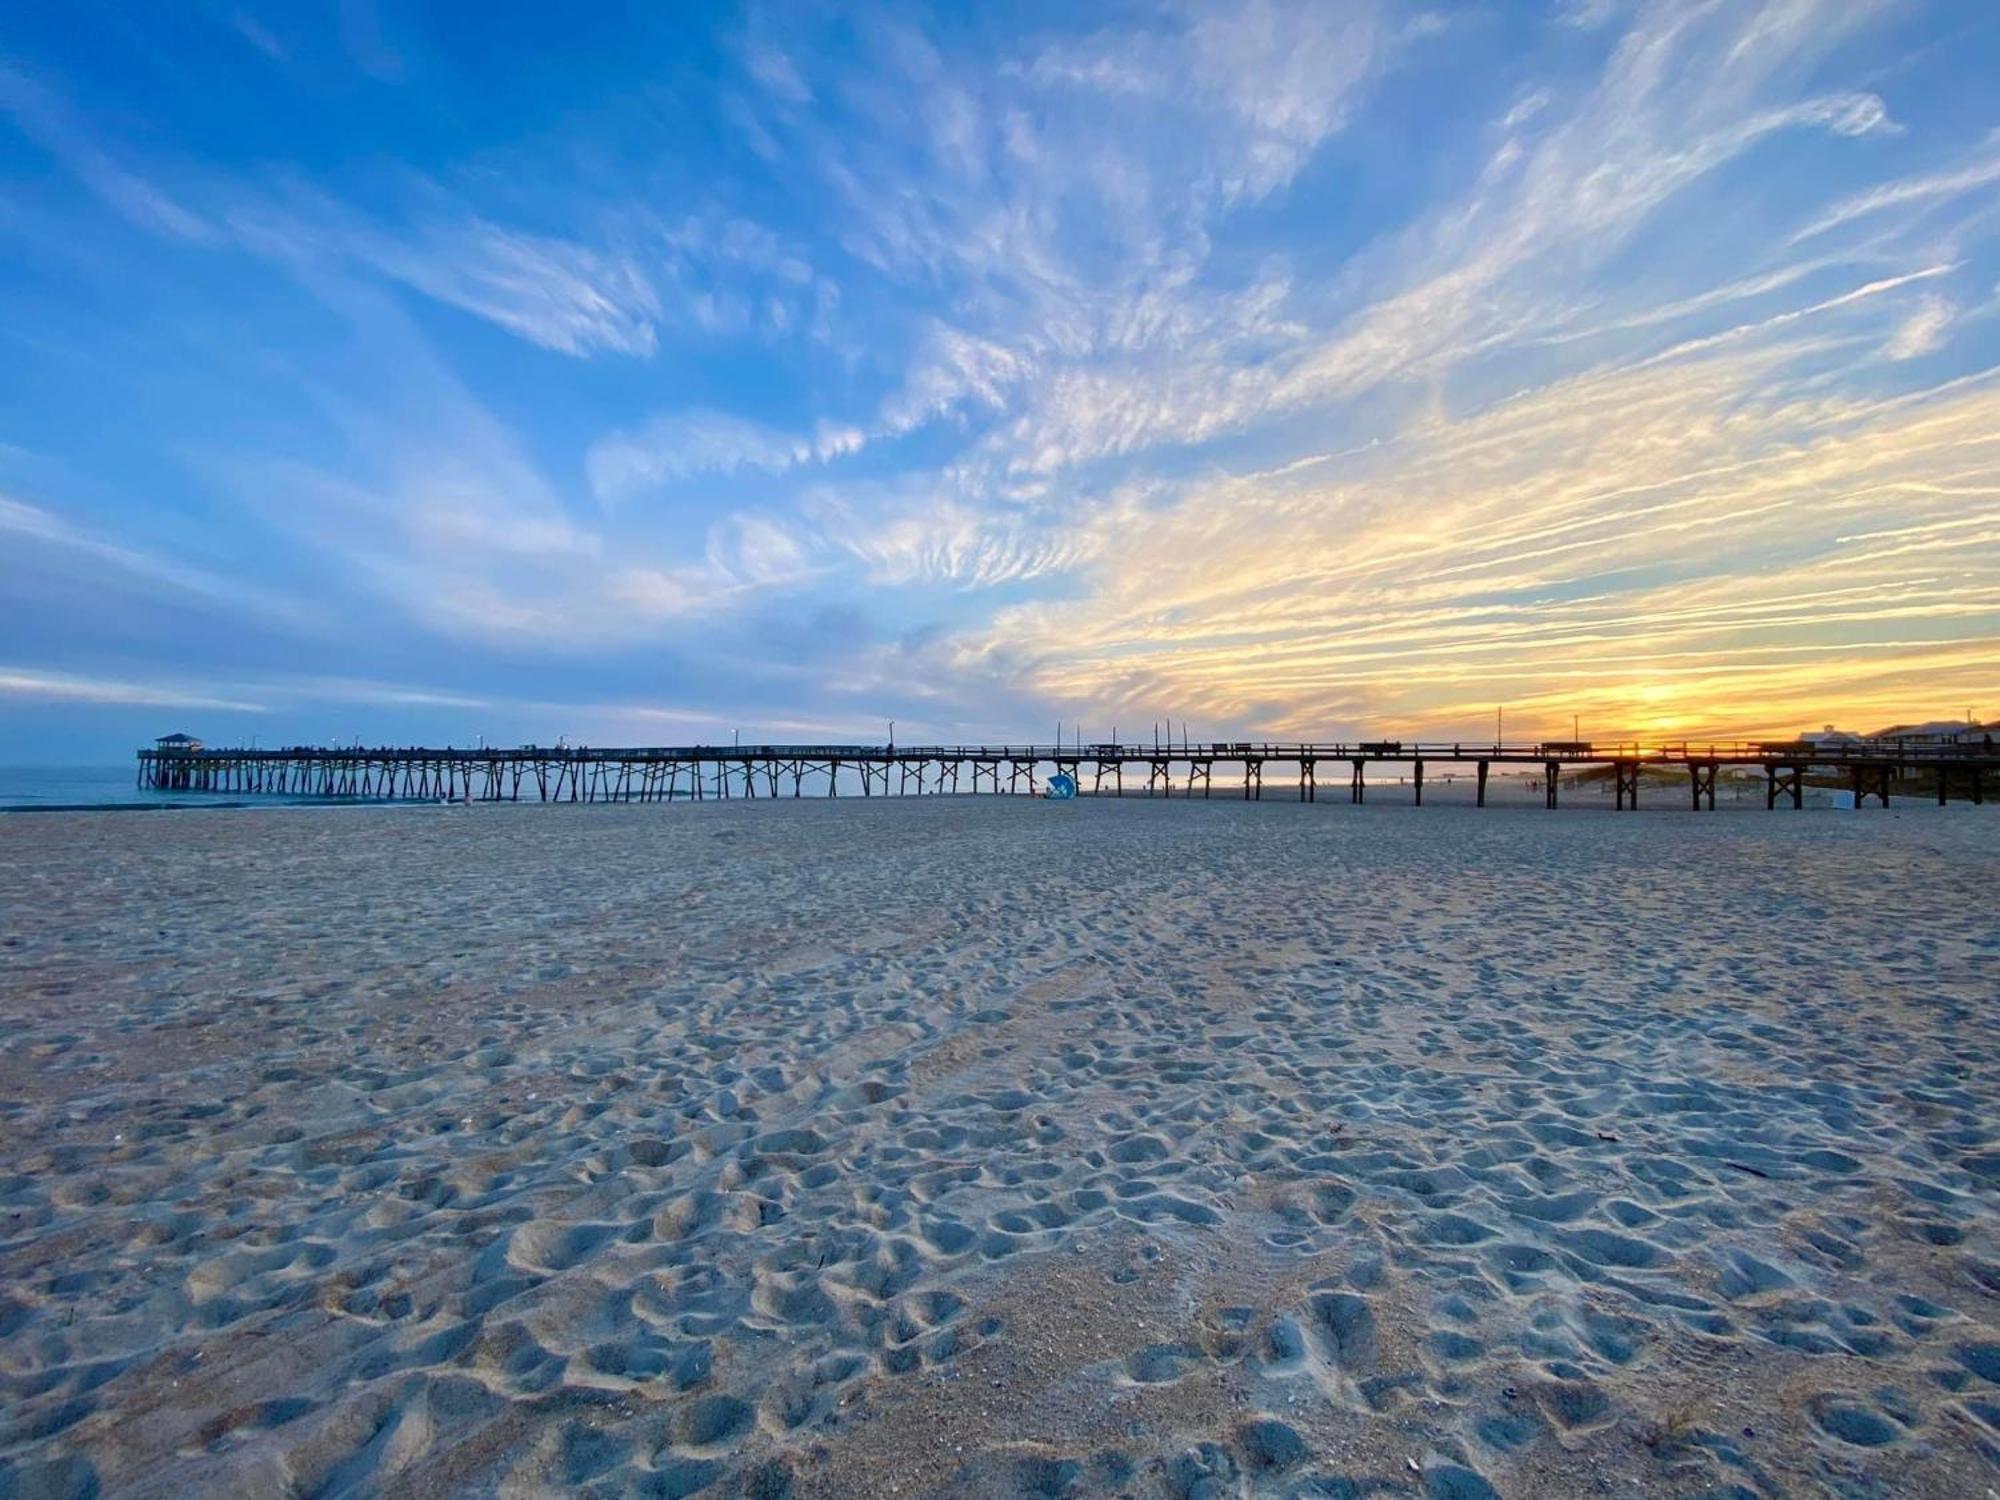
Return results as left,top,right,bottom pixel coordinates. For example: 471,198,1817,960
1931,762,1982,805
1615,760,1641,811
1851,762,1893,808
1689,761,1717,812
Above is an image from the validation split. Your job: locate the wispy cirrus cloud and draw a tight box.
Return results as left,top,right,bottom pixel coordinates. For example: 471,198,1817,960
0,69,672,361
803,481,1098,590
954,328,2000,739
722,0,1919,504
347,217,663,358
0,666,265,712
1019,0,1388,204
995,1,1906,478
0,61,214,243
724,1,1403,456
226,189,664,358
1884,296,1956,360
0,493,323,629
588,408,863,502
1791,138,2000,244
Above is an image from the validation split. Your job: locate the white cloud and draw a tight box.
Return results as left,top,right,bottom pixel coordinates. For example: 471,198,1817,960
951,333,2000,739
719,2,1398,462
1024,0,1387,203
742,38,813,106
0,493,322,628
222,178,673,359
818,0,1915,493
207,288,855,646
702,511,819,586
0,666,265,712
0,63,214,242
1557,0,1623,30
232,11,288,62
803,481,1099,590
1792,149,2000,244
1884,295,1954,360
1265,39,1900,413
587,409,862,502
345,217,661,358
1501,90,1551,130
285,677,490,709
878,324,1042,436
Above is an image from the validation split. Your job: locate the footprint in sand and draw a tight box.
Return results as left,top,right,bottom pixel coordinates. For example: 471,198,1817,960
1806,1390,1921,1448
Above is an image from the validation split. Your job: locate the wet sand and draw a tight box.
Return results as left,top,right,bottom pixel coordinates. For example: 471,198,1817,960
1,797,1996,1498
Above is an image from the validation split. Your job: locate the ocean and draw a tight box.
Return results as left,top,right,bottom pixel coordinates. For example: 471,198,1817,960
0,764,335,811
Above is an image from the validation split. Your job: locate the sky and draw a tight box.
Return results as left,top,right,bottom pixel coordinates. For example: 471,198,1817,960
2,0,1997,761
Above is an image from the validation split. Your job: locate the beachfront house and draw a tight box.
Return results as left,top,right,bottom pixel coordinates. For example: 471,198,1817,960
1873,719,1992,749
1797,725,1863,779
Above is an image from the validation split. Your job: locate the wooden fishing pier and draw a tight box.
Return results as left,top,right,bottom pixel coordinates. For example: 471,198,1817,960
137,735,1997,810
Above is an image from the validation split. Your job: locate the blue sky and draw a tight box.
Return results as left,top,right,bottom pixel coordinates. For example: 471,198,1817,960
2,0,1996,760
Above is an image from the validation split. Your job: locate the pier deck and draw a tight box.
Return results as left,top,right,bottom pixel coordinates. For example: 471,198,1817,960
137,738,1998,810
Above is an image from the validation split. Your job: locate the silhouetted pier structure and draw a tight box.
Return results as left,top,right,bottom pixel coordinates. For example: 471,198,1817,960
137,736,1997,810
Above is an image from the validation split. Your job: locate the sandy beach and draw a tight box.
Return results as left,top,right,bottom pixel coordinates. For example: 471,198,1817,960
1,796,1996,1498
